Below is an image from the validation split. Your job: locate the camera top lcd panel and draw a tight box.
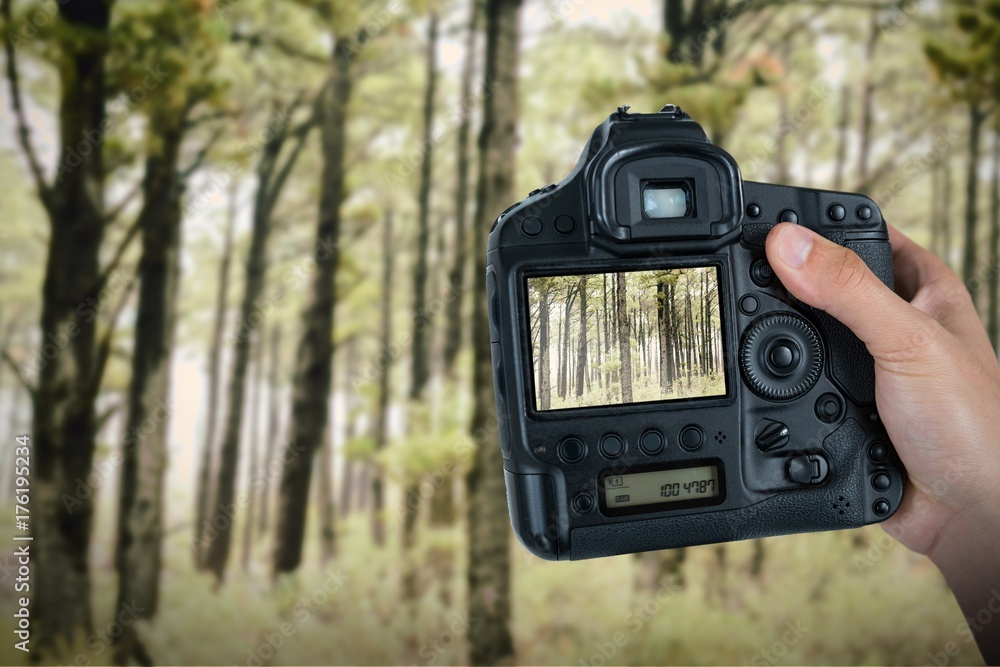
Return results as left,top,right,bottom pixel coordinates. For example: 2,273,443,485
485,105,905,561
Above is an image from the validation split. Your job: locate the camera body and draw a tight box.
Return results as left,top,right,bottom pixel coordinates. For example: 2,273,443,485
486,105,905,560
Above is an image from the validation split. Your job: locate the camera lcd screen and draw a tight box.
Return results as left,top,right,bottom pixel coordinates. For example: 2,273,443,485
527,267,725,411
603,465,720,510
642,181,693,218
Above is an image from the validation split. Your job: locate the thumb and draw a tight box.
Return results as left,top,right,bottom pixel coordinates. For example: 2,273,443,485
765,222,934,362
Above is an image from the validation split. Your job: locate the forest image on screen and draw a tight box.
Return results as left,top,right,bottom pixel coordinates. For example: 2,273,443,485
528,267,725,411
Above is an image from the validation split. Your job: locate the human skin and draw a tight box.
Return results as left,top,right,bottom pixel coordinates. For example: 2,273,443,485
766,222,1000,664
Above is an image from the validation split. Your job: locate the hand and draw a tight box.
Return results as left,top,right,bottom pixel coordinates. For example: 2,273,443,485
765,221,1000,663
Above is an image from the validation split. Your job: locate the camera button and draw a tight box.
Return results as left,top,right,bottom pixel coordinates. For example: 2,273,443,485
750,258,775,287
856,204,873,222
754,419,790,452
521,216,542,237
599,434,625,458
786,454,829,485
867,441,889,463
739,294,760,315
815,393,844,423
554,214,576,235
871,472,891,491
572,493,594,513
872,498,891,517
558,437,587,464
679,425,703,451
746,203,761,219
639,430,664,455
778,209,799,224
827,204,846,223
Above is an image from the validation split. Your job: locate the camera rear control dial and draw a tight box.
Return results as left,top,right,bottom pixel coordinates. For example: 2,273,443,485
740,313,824,401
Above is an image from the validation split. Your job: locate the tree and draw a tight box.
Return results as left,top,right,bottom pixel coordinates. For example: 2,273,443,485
258,323,282,537
4,0,117,649
371,210,394,546
617,273,632,404
575,276,588,397
537,281,552,410
195,181,237,565
443,0,481,374
466,0,521,662
241,331,265,570
203,98,317,582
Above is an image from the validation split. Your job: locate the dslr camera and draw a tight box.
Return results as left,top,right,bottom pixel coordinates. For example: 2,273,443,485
486,105,905,560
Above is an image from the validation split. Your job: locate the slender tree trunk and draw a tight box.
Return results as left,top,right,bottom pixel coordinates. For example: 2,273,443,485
204,100,314,581
467,0,521,662
833,84,851,191
338,338,358,519
20,0,113,648
657,280,668,392
113,118,186,666
272,50,352,576
195,182,237,566
410,13,439,400
617,273,632,403
856,10,879,190
241,331,265,570
575,277,587,397
372,211,393,546
988,130,999,354
538,284,551,410
318,419,336,562
258,323,282,536
963,102,985,290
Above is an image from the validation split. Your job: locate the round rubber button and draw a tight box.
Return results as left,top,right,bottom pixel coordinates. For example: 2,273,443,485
750,258,775,287
815,393,844,423
639,430,664,455
856,204,873,221
739,294,760,315
872,498,891,517
827,204,846,222
746,203,761,219
554,214,576,235
872,472,891,491
778,209,799,224
867,441,888,463
572,493,594,513
521,216,542,236
679,425,704,451
768,343,794,369
558,437,586,463
599,434,625,458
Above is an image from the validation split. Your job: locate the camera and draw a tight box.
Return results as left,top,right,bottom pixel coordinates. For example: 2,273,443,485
485,104,905,560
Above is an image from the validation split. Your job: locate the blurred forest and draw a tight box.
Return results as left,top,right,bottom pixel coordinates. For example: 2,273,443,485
0,0,998,665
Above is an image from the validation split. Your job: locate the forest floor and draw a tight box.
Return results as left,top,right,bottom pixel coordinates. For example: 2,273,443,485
0,498,983,666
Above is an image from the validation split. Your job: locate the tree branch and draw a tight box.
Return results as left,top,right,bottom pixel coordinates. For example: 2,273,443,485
2,0,51,210
103,181,143,224
92,217,142,295
180,125,225,180
89,276,136,401
2,349,36,399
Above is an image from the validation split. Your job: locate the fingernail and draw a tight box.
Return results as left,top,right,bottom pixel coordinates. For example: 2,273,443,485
777,224,814,269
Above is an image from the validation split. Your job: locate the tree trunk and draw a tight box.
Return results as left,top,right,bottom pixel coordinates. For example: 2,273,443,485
466,0,520,663
318,420,336,562
538,284,551,410
833,84,851,191
443,1,480,374
410,13,439,400
195,181,237,566
272,49,352,576
856,10,879,190
616,273,632,404
113,117,186,666
20,0,113,649
240,330,265,570
963,102,985,289
258,323,282,536
372,210,393,546
203,100,314,582
988,130,999,354
575,276,587,397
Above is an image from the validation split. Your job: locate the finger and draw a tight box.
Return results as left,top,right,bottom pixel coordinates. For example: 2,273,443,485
765,223,938,363
888,224,995,362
